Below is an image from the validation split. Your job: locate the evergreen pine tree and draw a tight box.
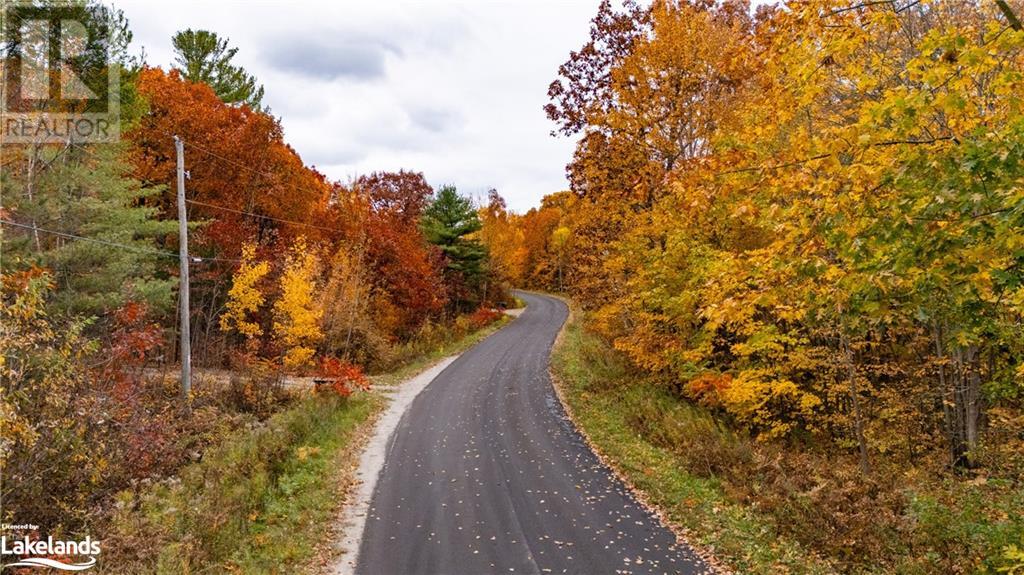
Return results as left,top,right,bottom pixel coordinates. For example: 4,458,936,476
1,142,178,320
172,29,265,109
421,185,488,311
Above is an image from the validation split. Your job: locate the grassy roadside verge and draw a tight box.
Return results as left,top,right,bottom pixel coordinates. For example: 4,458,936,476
101,314,513,574
549,306,835,575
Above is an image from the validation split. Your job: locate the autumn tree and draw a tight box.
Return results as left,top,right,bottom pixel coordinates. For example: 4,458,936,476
544,1,755,316
130,67,329,254
129,67,331,353
549,226,570,292
478,190,526,296
546,0,651,136
359,170,434,223
272,237,323,370
349,172,445,336
220,242,270,348
517,193,569,288
535,0,1024,472
319,245,384,365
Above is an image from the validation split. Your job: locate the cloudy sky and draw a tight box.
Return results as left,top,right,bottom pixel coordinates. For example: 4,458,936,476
117,1,602,212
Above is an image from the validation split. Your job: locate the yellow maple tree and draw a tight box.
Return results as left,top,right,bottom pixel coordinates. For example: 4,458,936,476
220,242,271,341
272,237,324,369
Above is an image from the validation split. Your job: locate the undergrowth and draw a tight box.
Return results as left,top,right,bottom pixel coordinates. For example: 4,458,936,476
551,310,1024,574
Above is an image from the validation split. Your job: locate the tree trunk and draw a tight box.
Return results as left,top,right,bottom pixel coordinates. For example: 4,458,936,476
934,322,982,469
842,335,871,475
932,322,958,466
25,144,42,252
961,345,981,465
997,0,1023,30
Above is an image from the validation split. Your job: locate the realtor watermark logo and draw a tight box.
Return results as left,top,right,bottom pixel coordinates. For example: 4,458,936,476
1,2,120,144
1,524,100,571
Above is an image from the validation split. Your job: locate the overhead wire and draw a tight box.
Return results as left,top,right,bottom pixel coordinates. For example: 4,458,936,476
5,132,358,265
0,219,243,264
65,135,348,235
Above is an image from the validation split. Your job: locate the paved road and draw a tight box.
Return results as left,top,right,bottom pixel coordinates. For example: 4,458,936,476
357,292,710,575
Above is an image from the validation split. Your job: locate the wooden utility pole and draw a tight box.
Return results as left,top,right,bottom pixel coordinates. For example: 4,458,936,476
174,135,192,410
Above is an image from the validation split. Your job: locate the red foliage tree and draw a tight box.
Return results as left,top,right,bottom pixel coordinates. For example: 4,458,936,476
356,170,433,225
128,68,332,258
328,172,446,337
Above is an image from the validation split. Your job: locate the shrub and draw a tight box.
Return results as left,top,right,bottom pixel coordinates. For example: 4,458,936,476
1,273,99,531
0,276,233,534
225,354,289,418
573,318,1024,573
468,307,504,330
316,357,370,397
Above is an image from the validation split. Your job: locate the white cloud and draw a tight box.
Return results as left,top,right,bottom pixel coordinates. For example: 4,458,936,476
117,0,599,212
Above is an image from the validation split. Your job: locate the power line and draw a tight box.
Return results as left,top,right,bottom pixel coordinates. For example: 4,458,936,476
24,136,349,262
147,126,335,206
66,137,346,236
150,126,280,182
2,219,177,258
186,198,344,234
0,219,242,264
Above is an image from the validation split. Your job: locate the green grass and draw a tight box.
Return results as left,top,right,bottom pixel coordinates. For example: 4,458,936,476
216,394,381,573
103,393,381,574
103,315,512,574
550,310,835,575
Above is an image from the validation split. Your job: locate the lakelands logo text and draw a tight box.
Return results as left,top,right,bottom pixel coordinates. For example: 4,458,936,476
1,533,101,571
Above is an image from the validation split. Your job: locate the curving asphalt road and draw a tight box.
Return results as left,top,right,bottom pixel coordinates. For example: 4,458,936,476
356,292,711,575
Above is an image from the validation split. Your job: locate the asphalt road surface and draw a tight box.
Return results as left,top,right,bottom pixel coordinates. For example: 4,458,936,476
357,292,711,575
